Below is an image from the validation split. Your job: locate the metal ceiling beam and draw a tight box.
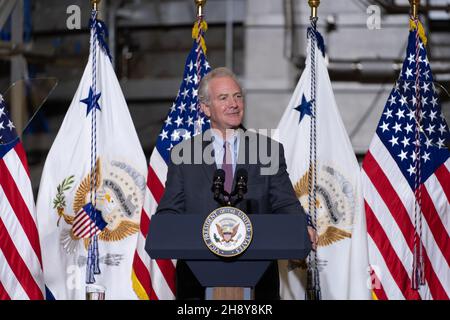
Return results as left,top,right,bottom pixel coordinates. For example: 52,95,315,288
292,56,450,84
371,0,450,14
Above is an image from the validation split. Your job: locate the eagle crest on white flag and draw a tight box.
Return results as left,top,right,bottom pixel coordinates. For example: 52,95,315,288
277,28,371,300
36,18,147,300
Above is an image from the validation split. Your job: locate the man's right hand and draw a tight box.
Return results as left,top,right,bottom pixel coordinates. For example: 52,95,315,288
307,226,318,251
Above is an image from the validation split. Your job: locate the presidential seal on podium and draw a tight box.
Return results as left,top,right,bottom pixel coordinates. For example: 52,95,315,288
202,207,253,257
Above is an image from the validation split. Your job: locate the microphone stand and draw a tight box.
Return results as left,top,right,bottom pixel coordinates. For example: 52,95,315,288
214,178,247,207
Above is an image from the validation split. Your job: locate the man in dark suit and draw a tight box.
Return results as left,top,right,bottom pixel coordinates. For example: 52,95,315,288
155,67,316,300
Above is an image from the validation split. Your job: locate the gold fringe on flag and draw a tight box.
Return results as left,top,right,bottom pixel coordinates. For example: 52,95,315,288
409,19,427,46
132,269,150,300
371,290,379,300
192,19,208,54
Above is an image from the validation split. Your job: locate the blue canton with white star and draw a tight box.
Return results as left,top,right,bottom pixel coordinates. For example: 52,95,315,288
0,95,20,158
80,87,102,116
294,94,313,123
156,40,211,163
376,30,450,190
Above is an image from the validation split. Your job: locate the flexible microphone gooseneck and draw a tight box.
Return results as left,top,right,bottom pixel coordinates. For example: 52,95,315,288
212,169,225,201
235,168,248,200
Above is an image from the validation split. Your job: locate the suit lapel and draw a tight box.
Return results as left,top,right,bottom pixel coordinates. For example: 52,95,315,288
201,130,216,184
202,161,216,184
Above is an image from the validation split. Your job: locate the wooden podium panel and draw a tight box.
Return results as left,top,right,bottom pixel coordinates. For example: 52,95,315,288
206,287,253,300
213,288,243,300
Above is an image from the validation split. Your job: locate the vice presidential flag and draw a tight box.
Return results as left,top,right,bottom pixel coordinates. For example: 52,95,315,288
131,19,210,300
0,95,44,300
36,14,147,299
362,22,449,300
277,27,371,300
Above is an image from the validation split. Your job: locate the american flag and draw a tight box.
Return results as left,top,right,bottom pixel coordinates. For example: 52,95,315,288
0,94,44,299
362,26,450,300
131,23,210,299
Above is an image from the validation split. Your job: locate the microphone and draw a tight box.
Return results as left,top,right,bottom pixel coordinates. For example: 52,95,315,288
235,168,248,199
212,169,225,200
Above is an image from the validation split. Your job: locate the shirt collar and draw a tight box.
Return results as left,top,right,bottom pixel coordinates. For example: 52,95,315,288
211,128,239,146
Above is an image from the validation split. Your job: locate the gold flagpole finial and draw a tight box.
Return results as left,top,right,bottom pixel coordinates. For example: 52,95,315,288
409,0,420,19
195,0,207,17
308,0,320,19
91,0,101,11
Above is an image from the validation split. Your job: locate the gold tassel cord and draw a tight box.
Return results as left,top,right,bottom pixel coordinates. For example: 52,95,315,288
192,20,208,55
409,19,427,46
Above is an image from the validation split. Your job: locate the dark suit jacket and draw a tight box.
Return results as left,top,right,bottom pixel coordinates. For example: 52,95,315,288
155,129,307,299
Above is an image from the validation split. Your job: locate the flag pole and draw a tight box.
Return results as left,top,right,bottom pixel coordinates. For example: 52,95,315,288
306,0,322,301
409,0,426,291
86,0,103,288
409,0,420,19
193,0,208,135
195,0,207,18
308,0,320,19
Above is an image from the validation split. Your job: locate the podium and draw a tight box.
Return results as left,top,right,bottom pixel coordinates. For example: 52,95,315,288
146,214,311,300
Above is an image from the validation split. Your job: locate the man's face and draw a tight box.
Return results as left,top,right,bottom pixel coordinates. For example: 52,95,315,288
201,76,245,132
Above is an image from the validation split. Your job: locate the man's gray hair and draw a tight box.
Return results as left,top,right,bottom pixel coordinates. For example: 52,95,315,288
198,67,242,105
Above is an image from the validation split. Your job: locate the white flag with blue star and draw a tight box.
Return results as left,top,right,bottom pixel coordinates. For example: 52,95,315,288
277,28,371,300
36,16,147,299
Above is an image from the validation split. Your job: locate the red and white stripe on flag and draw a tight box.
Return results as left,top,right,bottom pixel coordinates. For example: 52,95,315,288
130,21,210,300
132,150,176,300
362,136,450,300
362,25,449,300
0,143,44,300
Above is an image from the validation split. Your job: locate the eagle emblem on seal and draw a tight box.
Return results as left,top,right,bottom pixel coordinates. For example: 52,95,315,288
53,158,145,254
294,166,354,248
215,223,240,243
